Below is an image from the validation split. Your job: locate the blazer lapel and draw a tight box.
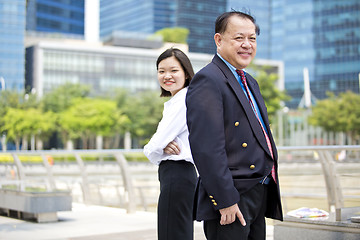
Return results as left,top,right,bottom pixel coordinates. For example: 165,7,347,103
213,56,272,158
246,75,278,160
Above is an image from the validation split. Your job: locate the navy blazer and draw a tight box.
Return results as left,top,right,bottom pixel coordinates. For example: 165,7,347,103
186,54,283,221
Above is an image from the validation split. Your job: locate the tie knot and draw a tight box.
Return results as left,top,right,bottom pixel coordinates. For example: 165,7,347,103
236,69,246,84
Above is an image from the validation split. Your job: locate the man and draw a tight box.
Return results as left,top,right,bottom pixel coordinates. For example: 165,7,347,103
186,11,283,239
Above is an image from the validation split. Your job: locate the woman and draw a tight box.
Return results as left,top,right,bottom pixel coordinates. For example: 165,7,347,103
143,48,197,240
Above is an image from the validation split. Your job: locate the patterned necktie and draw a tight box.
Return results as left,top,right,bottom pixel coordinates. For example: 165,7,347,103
236,69,276,183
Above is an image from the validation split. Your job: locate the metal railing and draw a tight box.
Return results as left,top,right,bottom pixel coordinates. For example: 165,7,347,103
0,146,359,213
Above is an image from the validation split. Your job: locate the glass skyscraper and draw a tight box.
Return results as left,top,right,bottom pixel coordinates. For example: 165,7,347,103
100,0,176,37
26,0,85,36
177,0,226,54
100,0,226,54
271,0,360,107
0,0,26,91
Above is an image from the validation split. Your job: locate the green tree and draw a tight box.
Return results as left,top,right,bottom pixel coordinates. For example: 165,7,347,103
0,90,40,149
248,64,290,123
308,91,360,143
119,90,166,146
1,108,55,150
58,98,130,149
153,27,190,44
41,83,90,113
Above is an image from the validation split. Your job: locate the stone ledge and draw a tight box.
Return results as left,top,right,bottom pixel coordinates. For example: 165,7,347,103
0,189,72,223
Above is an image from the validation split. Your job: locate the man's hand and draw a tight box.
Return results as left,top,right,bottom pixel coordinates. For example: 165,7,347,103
163,140,181,155
219,203,246,226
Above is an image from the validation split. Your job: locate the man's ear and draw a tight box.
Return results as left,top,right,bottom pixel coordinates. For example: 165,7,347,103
214,33,222,47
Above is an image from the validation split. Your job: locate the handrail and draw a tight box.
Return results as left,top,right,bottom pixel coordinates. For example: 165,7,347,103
1,145,359,213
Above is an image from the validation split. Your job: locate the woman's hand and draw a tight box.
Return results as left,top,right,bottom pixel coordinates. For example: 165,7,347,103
163,140,181,155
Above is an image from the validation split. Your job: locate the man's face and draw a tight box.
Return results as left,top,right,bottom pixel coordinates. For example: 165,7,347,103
215,16,257,70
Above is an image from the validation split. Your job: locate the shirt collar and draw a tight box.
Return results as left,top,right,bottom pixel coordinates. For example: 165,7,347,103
217,53,247,77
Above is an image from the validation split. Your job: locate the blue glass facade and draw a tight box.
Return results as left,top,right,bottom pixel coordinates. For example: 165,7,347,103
100,0,176,38
26,0,84,35
177,0,226,54
312,0,360,99
100,0,226,54
271,0,360,107
0,0,26,91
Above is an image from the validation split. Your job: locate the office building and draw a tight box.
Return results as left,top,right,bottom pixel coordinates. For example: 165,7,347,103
100,0,176,38
0,0,26,91
99,0,226,54
25,40,213,98
270,0,360,107
26,0,85,36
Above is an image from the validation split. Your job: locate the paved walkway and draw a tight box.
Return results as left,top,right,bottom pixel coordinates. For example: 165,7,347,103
0,203,273,240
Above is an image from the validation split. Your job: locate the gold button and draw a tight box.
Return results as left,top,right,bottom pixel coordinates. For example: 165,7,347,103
250,164,255,170
234,121,239,127
212,199,216,203
209,195,214,199
242,143,247,148
213,202,217,206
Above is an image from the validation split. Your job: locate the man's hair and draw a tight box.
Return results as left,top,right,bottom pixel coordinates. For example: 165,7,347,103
215,10,260,35
156,48,195,97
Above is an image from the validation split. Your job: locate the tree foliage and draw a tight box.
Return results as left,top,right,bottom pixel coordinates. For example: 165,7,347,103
1,83,166,150
248,64,290,123
154,27,190,44
41,83,90,112
308,91,360,142
119,90,166,144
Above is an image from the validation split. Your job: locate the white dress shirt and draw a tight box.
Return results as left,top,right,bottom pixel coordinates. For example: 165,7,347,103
143,87,194,165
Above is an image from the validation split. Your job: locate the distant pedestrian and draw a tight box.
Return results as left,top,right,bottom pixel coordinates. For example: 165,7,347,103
144,48,197,240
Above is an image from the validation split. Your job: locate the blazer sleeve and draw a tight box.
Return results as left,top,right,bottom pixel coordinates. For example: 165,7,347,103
186,68,240,210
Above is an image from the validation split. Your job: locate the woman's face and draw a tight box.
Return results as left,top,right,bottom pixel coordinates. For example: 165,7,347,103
157,56,186,96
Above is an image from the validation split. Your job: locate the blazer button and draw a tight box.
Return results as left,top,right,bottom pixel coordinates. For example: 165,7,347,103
250,164,255,170
213,202,218,206
242,143,247,148
209,195,214,199
234,121,239,127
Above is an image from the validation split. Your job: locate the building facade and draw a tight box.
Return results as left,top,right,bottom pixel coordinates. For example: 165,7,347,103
25,40,213,98
26,0,85,36
99,0,226,54
100,0,176,38
0,0,26,91
270,0,360,107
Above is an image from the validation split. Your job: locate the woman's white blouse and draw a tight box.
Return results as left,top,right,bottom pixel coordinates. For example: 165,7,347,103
143,87,194,165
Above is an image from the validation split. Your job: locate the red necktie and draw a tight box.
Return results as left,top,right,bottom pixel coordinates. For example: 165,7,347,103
236,69,276,183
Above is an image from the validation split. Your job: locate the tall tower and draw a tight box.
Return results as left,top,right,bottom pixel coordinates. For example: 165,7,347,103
26,0,85,36
99,0,226,54
0,0,26,91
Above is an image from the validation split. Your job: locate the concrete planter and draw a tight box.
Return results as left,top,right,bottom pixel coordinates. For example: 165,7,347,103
0,189,72,223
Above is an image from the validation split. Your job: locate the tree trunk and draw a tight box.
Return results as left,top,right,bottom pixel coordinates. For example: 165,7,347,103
22,136,28,150
36,138,43,150
96,135,103,149
66,139,74,150
124,131,131,150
